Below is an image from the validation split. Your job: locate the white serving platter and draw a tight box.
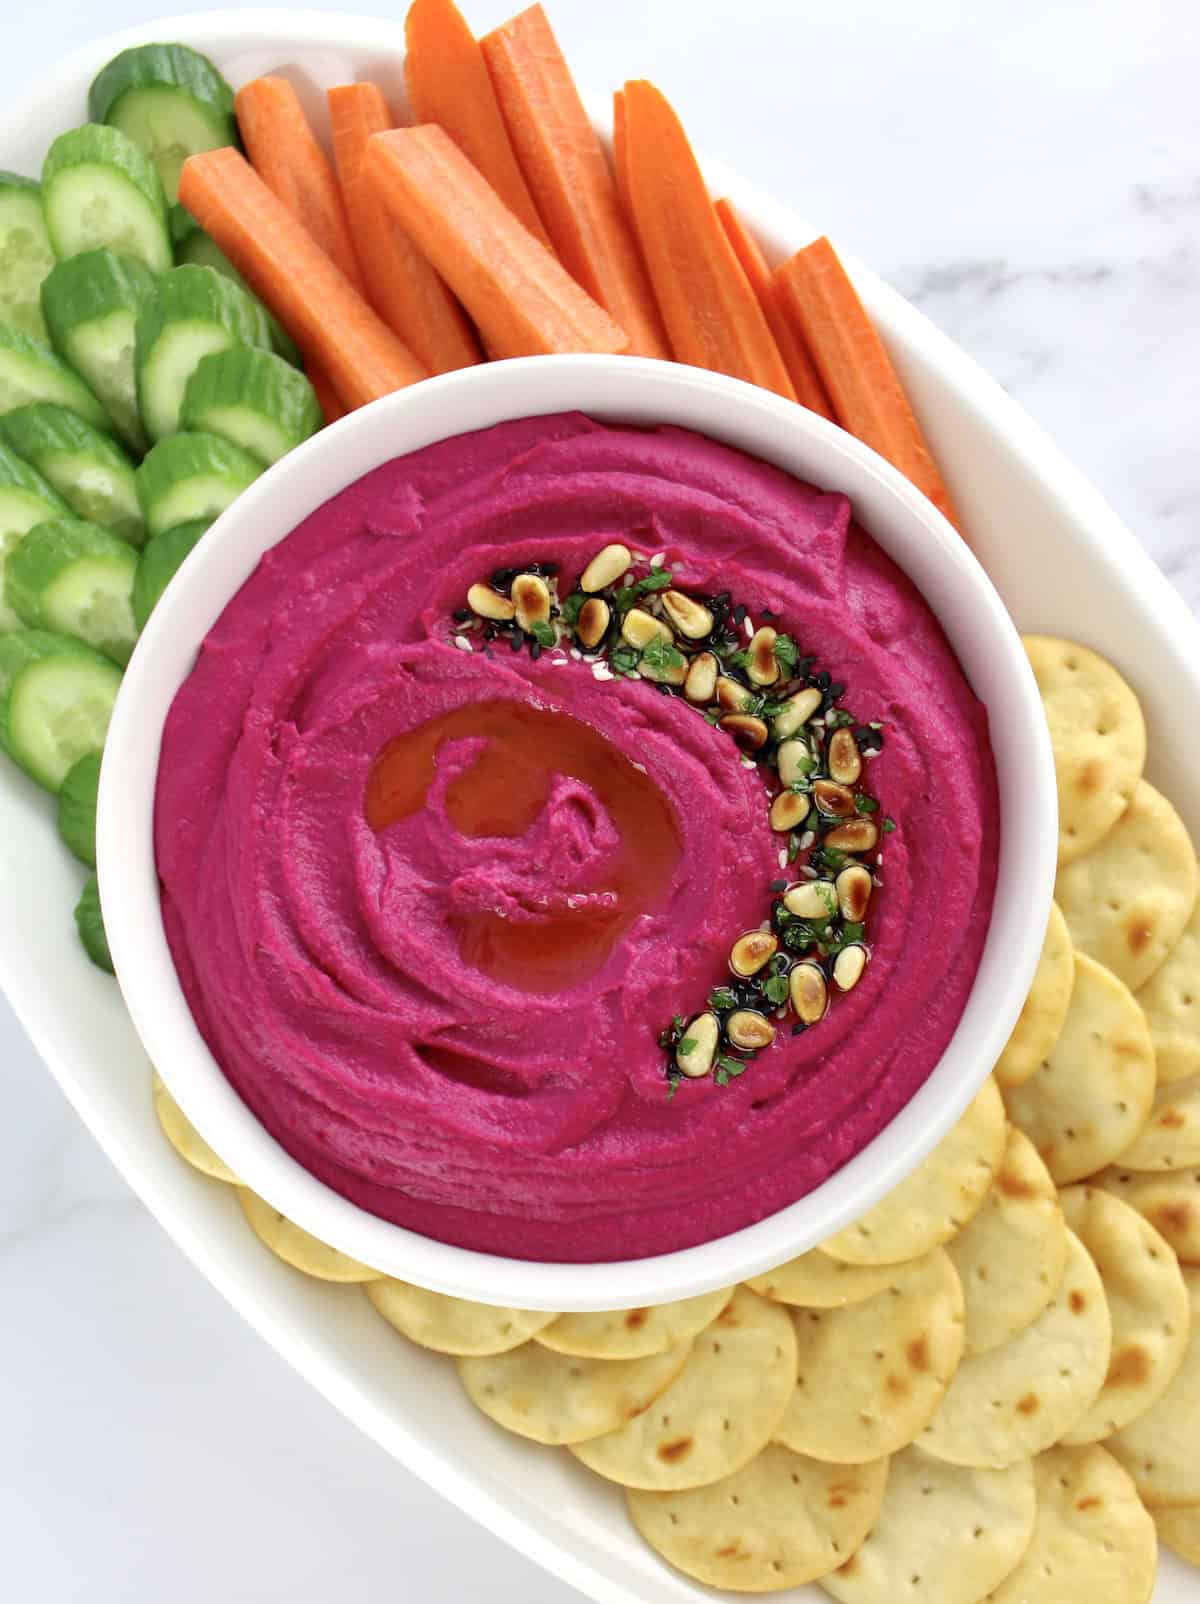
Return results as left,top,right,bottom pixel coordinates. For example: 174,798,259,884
0,11,1194,1600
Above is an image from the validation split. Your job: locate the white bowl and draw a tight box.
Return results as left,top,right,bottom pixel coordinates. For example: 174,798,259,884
99,352,1055,1310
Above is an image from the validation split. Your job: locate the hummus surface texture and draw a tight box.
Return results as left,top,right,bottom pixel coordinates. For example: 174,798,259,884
156,414,998,1261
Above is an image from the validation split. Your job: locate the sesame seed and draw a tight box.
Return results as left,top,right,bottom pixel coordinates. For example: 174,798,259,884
593,663,613,681
650,552,666,568
622,572,635,587
741,756,756,770
778,848,788,868
743,616,754,638
799,830,815,849
453,635,473,652
570,648,582,660
801,865,818,879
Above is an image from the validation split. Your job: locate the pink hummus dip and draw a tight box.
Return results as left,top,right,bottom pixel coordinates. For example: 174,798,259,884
156,414,998,1262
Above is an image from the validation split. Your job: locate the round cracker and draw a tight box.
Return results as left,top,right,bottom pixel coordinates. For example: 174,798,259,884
1056,779,1198,992
457,1339,690,1446
920,1229,1111,1468
747,1251,913,1310
1137,904,1200,1086
1115,1074,1200,1172
364,1279,557,1356
628,1444,888,1592
153,1073,239,1184
947,1125,1068,1355
1154,1505,1200,1566
1058,1185,1190,1443
535,1289,733,1359
994,902,1075,1089
774,1249,965,1465
1094,1166,1200,1265
1023,635,1145,865
822,1079,1006,1267
1002,953,1155,1185
820,1444,1036,1604
569,1286,796,1490
235,1188,380,1283
984,1445,1157,1604
1107,1267,1200,1507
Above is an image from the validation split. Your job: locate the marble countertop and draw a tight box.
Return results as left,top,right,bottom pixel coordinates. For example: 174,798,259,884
2,0,1197,1598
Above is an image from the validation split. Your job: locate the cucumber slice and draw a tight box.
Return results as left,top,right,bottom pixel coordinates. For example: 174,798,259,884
0,630,120,791
42,124,171,274
0,403,143,545
136,430,261,539
40,249,156,452
0,321,109,435
173,216,302,367
57,747,101,866
180,347,321,466
74,871,114,972
132,516,208,630
6,517,138,665
136,263,274,441
88,44,237,204
0,439,70,631
0,172,55,340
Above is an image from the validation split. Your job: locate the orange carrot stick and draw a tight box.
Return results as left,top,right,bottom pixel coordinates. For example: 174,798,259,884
327,83,481,375
611,89,632,224
307,363,347,425
775,236,958,526
714,198,833,420
234,77,367,295
620,81,795,401
480,6,669,361
403,0,551,248
178,148,427,411
365,125,629,359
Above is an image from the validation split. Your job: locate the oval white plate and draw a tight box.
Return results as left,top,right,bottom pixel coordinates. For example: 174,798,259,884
0,12,1193,1601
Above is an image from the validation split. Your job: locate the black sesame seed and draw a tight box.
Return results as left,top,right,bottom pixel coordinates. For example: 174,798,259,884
761,607,777,620
509,632,523,653
491,566,519,592
483,623,498,641
732,603,748,626
826,681,845,700
815,670,832,691
769,878,788,892
452,607,471,622
792,1022,808,1037
530,640,542,661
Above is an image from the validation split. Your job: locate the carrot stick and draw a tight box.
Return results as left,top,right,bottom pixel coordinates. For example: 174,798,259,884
403,0,552,249
178,148,427,411
307,363,347,425
611,89,632,224
327,83,482,376
715,198,833,420
620,81,795,401
775,237,958,527
365,125,629,359
480,6,669,361
234,77,367,295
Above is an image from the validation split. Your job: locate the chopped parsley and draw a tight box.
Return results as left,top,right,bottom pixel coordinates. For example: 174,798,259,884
531,620,557,648
641,636,686,676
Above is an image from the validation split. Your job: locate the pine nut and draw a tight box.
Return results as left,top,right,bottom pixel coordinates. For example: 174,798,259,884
747,626,780,686
512,573,551,632
467,582,516,622
684,651,718,703
576,597,611,650
661,589,714,640
777,738,813,787
828,728,862,785
783,880,838,920
772,687,821,739
720,713,769,752
581,543,631,593
836,864,873,921
769,790,811,832
730,930,778,977
716,675,754,712
813,779,857,817
676,1012,719,1077
621,607,671,649
727,1010,776,1051
833,944,868,991
789,962,828,1024
824,818,879,853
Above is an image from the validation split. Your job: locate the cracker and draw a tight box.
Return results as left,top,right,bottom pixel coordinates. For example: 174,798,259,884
569,1287,796,1490
994,902,1075,1090
1154,1506,1200,1566
627,1444,888,1592
774,1249,965,1464
984,1445,1157,1604
1023,635,1145,865
747,1252,912,1310
947,1125,1067,1355
1058,1185,1190,1443
364,1279,557,1356
1137,904,1200,1086
822,1079,1006,1266
820,1444,1036,1604
1056,779,1198,992
153,1073,240,1184
919,1229,1111,1468
1114,1074,1200,1172
1093,1166,1200,1265
535,1289,733,1359
457,1339,690,1446
1002,953,1155,1185
1107,1267,1200,1507
235,1188,380,1283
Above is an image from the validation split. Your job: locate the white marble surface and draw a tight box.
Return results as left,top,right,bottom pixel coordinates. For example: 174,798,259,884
1,0,1197,1598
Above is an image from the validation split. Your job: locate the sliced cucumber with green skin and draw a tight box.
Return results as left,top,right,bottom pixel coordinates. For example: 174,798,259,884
132,516,209,630
0,403,143,546
0,439,70,631
0,321,109,435
0,628,121,791
74,872,114,972
180,347,321,467
6,517,138,665
0,172,55,341
172,215,302,368
40,249,156,453
88,44,237,205
136,264,274,442
42,124,171,274
57,747,101,866
136,430,261,540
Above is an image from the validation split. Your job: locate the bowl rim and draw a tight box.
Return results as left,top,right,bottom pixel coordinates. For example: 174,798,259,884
99,352,1055,1311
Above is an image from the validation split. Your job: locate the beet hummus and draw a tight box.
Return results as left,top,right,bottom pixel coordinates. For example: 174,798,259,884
156,413,998,1262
